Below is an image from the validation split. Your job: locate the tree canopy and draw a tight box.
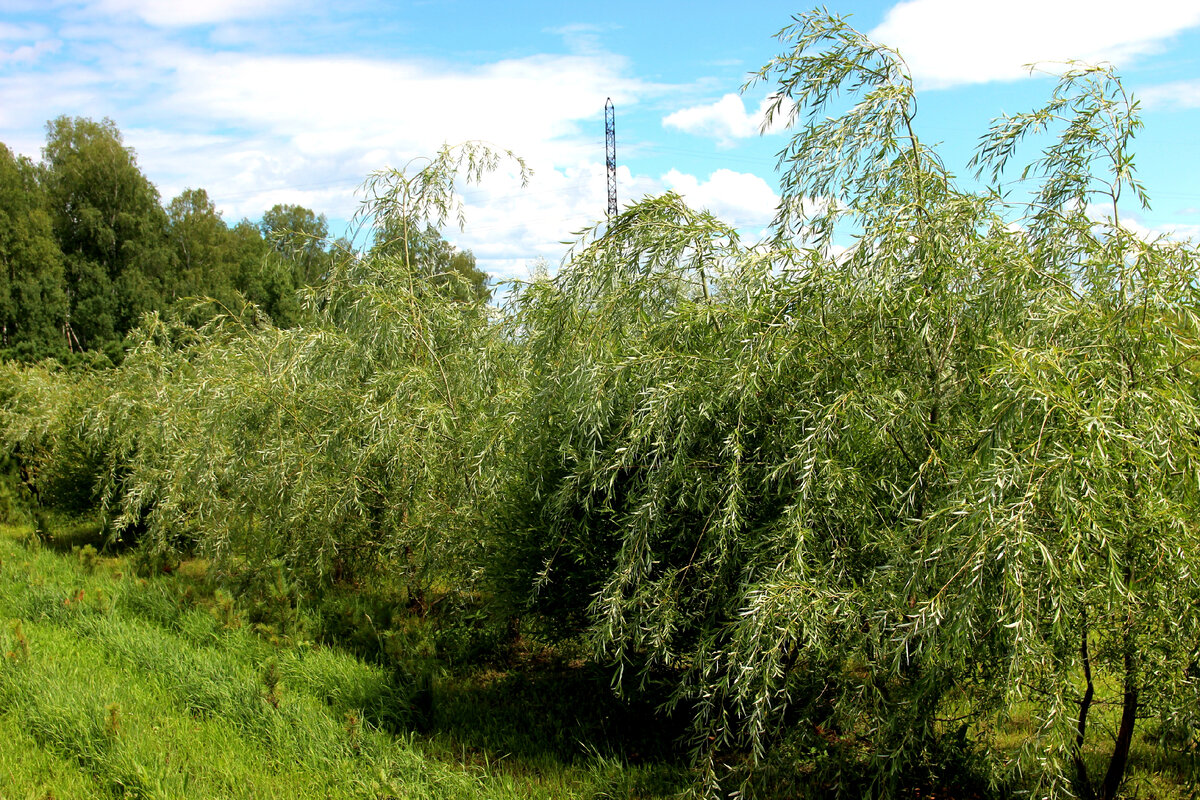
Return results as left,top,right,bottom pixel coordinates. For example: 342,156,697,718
372,218,490,303
0,117,444,358
0,144,68,360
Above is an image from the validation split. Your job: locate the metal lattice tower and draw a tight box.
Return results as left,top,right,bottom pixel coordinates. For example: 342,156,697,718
605,98,617,218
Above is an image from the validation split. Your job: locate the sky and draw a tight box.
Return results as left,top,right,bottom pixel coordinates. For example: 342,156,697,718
2,0,1200,283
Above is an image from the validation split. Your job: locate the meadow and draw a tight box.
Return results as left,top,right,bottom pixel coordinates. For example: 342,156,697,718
0,517,693,799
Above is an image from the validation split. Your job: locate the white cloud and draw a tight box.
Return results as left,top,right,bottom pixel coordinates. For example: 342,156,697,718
159,50,651,164
661,168,779,231
450,160,664,282
0,36,665,202
1083,203,1200,244
456,164,779,284
0,22,51,40
1162,224,1200,241
88,0,290,26
870,0,1200,89
662,93,790,144
1120,216,1200,243
100,45,668,282
0,64,111,132
0,20,59,66
0,29,682,283
1139,79,1200,110
0,13,774,285
544,23,618,56
0,38,60,66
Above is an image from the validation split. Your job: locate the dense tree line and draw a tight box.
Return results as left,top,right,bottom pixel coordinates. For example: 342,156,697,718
0,116,485,363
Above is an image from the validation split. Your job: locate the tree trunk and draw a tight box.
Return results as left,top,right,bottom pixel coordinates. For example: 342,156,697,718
1099,631,1138,800
1073,609,1097,800
1072,605,1139,800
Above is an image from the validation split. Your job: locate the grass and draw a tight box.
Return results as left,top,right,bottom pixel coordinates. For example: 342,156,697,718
3,515,1194,799
986,697,1197,800
0,521,686,799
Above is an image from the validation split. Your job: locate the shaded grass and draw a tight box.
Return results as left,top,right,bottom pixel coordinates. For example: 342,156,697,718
986,695,1197,800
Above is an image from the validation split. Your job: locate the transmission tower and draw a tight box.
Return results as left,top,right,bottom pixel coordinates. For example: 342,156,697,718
605,98,617,218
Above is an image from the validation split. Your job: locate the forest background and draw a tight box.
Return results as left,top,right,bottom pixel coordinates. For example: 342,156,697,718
0,114,487,363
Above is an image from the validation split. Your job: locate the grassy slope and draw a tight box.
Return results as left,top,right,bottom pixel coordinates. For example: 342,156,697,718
2,520,1192,800
0,524,677,800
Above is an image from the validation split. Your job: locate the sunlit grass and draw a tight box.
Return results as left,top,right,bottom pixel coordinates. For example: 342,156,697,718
0,522,683,799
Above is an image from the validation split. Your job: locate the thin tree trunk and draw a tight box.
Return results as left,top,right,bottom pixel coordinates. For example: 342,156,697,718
1073,608,1097,800
1098,444,1140,800
1099,625,1138,800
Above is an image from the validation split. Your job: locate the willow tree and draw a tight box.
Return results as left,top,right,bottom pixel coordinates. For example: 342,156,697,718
902,65,1200,799
0,361,95,512
493,11,1200,798
78,143,526,596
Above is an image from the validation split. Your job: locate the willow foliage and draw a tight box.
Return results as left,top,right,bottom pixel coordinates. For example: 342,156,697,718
67,143,523,592
0,358,105,513
492,11,1200,799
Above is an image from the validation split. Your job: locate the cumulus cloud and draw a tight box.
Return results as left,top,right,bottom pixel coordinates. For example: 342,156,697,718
105,48,662,236
162,50,647,163
870,0,1200,89
0,22,50,40
544,23,618,56
1139,79,1200,110
454,165,780,283
0,25,681,281
662,93,790,144
1079,203,1200,245
0,21,59,67
454,161,661,282
0,38,60,67
1117,215,1200,244
0,7,777,283
0,33,664,207
0,62,111,136
661,168,779,231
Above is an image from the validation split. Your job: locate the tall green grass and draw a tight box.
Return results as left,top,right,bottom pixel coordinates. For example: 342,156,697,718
0,523,683,799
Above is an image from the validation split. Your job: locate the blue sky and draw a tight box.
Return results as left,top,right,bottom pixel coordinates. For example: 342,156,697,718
2,0,1199,281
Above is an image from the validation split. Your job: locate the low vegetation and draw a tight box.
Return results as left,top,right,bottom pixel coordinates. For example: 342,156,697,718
0,519,690,799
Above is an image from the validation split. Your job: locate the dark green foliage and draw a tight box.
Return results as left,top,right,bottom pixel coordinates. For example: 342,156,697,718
0,117,325,359
165,187,239,305
0,145,68,360
429,591,511,667
42,116,176,352
225,218,302,327
434,658,689,765
372,218,490,303
260,202,330,287
0,454,31,525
